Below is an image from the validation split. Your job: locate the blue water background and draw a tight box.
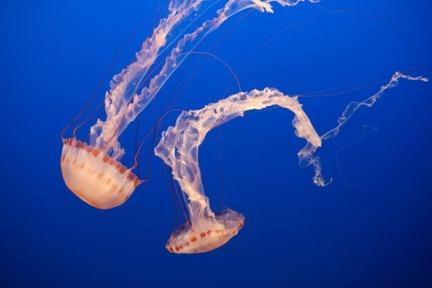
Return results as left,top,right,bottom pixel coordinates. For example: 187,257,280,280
1,0,432,287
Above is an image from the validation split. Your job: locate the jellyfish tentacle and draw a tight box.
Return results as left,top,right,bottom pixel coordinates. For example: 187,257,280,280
61,0,321,209
321,72,429,141
298,71,429,187
91,0,320,156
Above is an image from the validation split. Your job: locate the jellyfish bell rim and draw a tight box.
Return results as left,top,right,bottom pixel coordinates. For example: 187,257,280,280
166,209,245,254
60,138,142,209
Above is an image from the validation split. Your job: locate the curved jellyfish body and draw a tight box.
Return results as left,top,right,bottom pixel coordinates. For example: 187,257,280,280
155,88,322,253
156,72,429,253
61,0,320,209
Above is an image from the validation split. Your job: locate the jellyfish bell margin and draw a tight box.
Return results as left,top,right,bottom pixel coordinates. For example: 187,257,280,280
60,138,142,209
166,209,245,254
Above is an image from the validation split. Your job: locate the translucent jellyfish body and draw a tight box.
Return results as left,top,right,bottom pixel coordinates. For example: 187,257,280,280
60,0,320,208
61,139,141,209
155,88,322,253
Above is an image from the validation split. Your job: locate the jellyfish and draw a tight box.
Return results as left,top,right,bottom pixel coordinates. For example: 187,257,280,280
155,72,428,253
155,88,322,253
61,0,320,209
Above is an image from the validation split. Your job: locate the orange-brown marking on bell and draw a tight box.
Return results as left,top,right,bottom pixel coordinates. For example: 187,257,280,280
91,149,100,157
136,179,141,187
200,232,206,238
88,140,138,184
190,236,197,242
113,162,120,170
127,173,135,181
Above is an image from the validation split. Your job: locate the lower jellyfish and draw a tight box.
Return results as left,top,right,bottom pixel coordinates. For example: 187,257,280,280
155,71,428,253
60,0,319,209
155,88,322,253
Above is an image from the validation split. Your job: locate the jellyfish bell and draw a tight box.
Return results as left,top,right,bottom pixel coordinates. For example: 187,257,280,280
61,138,142,209
166,209,245,254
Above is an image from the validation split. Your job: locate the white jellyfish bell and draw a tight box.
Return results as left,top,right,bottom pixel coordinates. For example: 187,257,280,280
60,138,142,209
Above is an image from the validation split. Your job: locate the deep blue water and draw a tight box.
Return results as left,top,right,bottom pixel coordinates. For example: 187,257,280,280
1,0,432,287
